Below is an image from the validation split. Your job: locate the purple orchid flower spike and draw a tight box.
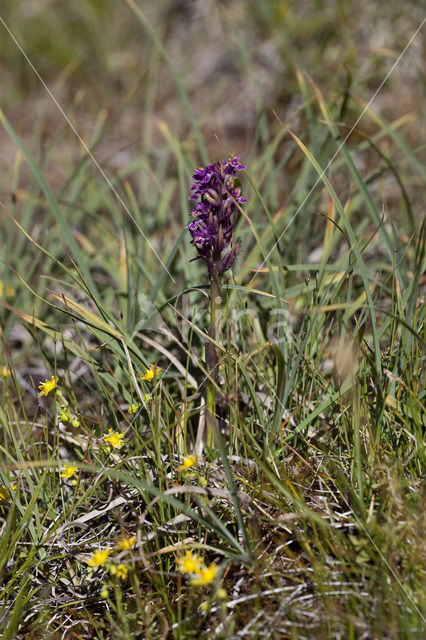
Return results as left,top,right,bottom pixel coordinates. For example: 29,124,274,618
187,155,247,450
187,154,246,278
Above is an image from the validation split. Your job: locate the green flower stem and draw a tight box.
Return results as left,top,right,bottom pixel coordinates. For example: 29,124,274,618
206,261,222,447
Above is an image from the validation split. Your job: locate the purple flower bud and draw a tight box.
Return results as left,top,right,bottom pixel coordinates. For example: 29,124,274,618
220,249,237,274
187,155,246,277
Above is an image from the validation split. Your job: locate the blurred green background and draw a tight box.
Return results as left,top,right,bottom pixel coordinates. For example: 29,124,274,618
1,0,423,159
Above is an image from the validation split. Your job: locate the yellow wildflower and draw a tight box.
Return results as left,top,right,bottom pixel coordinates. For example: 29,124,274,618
191,563,218,586
108,563,127,578
116,564,128,580
116,534,136,551
0,366,10,379
128,403,140,414
0,483,17,501
100,586,109,599
38,375,58,397
103,428,125,450
178,455,199,471
177,551,203,575
0,281,15,298
60,464,78,479
139,365,161,381
86,548,111,567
